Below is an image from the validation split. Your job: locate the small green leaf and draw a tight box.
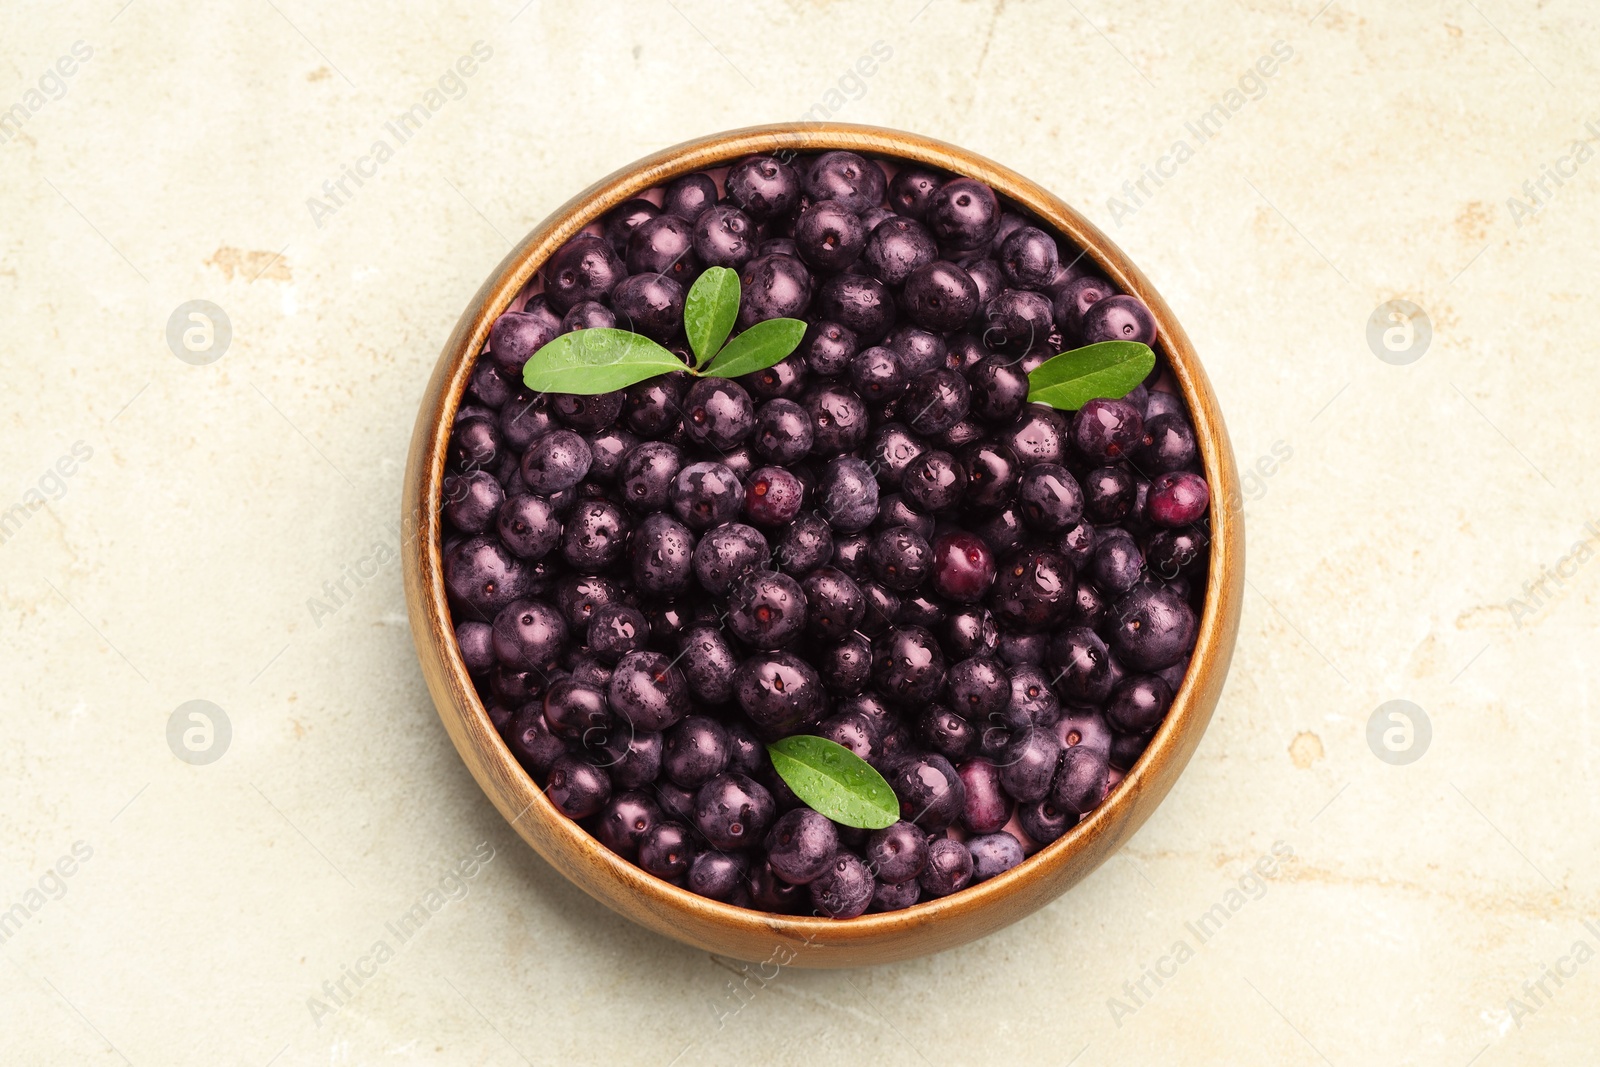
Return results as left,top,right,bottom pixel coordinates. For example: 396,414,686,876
1026,341,1156,410
521,328,685,395
684,266,741,368
766,735,899,830
701,317,807,380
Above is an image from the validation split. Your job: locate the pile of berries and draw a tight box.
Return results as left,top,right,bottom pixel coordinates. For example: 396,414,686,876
441,150,1209,918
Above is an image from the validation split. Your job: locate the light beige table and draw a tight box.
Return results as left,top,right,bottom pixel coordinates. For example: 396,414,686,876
2,1,1595,1063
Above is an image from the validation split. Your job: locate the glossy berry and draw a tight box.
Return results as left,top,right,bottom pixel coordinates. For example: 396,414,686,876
889,166,943,219
775,511,835,574
1082,465,1137,525
999,225,1061,289
902,261,979,333
631,512,696,596
595,791,662,861
901,448,968,513
618,441,683,514
608,650,689,731
752,398,814,464
810,852,875,918
491,599,567,672
799,320,858,377
901,368,971,436
444,537,527,615
930,531,997,603
958,759,1012,834
1052,745,1110,816
1019,799,1075,844
802,567,866,640
998,727,1061,803
968,832,1025,882
1091,529,1144,596
869,526,932,592
765,808,840,884
1140,413,1198,473
806,384,871,456
848,345,906,403
1111,585,1197,671
637,821,697,881
873,626,948,707
961,440,1021,513
626,214,698,282
864,820,929,883
733,651,824,735
692,204,757,269
886,753,963,833
1107,675,1174,735
603,197,660,256
805,151,886,214
663,715,731,788
968,357,1030,425
919,836,975,897
817,456,880,532
521,429,593,494
795,199,867,271
989,547,1075,633
1073,398,1144,463
981,289,1055,352
546,754,611,819
543,234,626,314
1082,294,1156,345
999,407,1069,468
611,273,685,343
738,253,813,330
690,522,768,595
927,178,1001,251
661,172,717,221
1053,275,1117,339
443,470,504,535
1148,471,1211,527
726,570,808,649
679,625,739,706
863,216,938,286
744,466,806,527
560,499,631,572
671,461,742,530
816,273,896,344
726,155,801,220
694,772,775,851
681,378,754,450
1017,463,1084,532
1047,626,1115,705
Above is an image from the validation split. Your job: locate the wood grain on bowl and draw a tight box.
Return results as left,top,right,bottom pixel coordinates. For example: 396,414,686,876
402,123,1243,967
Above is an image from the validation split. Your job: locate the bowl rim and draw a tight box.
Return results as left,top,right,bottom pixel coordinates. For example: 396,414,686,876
403,121,1244,965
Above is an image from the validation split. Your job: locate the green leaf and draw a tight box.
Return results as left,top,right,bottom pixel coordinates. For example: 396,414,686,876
1026,341,1156,411
766,736,899,830
701,317,807,380
521,328,685,395
684,266,741,368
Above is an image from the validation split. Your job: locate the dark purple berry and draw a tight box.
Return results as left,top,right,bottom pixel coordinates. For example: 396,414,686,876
726,155,802,220
691,522,769,595
1046,626,1115,705
595,791,662,861
542,234,625,314
443,470,504,535
765,808,840,884
869,526,932,592
999,225,1060,289
608,650,689,731
820,633,873,695
919,836,974,897
775,510,835,574
611,273,686,343
998,727,1061,803
989,547,1075,633
1148,471,1210,527
744,466,805,527
1111,584,1197,671
521,429,592,493
661,172,717,222
958,758,1012,834
864,216,938,286
873,626,948,707
603,197,659,256
804,151,886,214
618,441,683,514
967,831,1025,882
902,261,979,332
1073,398,1144,463
560,499,631,572
734,651,825,736
810,852,875,918
631,512,696,597
802,566,866,640
626,214,698,283
795,199,867,271
546,753,611,819
817,455,879,533
1082,294,1156,345
679,624,739,705
798,320,858,377
738,253,812,329
445,536,528,615
927,178,1000,251
1052,744,1110,815
693,772,775,851
637,821,697,881
889,166,943,219
1017,462,1084,532
816,273,896,344
663,714,731,788
752,398,814,464
671,461,742,530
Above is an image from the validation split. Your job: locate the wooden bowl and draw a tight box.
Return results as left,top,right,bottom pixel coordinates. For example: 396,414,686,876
403,123,1243,968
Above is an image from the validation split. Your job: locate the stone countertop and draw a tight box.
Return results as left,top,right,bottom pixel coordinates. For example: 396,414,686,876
2,1,1596,1063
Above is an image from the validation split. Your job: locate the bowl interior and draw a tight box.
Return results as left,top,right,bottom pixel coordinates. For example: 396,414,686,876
403,123,1243,966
